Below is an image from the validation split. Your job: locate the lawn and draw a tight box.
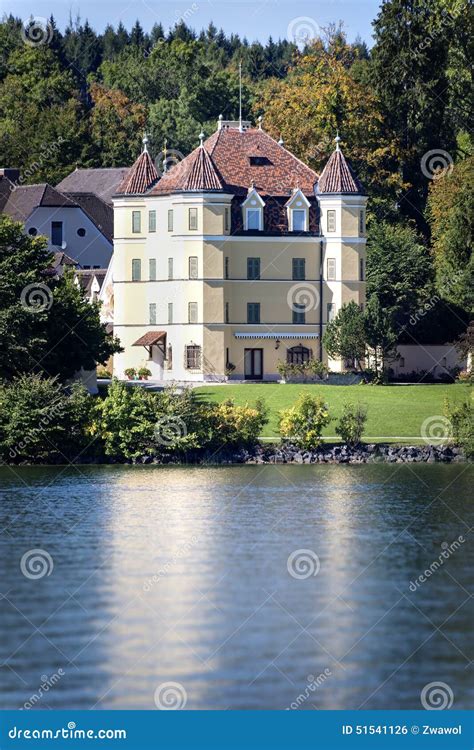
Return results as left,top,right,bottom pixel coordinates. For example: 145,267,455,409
194,383,471,441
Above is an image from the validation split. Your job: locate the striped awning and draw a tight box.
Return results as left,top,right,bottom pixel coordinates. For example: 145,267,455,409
234,332,319,339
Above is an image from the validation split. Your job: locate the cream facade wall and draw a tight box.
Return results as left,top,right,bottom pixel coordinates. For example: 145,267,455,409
113,189,367,381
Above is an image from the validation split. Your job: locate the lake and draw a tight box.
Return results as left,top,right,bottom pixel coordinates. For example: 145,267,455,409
0,464,472,711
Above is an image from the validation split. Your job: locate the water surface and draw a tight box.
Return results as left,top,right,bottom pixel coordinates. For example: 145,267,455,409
0,464,472,710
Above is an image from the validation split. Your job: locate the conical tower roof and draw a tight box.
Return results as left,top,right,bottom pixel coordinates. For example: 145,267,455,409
116,135,159,195
317,138,365,195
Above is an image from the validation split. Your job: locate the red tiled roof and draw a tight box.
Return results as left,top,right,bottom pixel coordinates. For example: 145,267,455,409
132,331,166,347
151,128,318,198
317,148,364,195
116,151,159,195
182,146,224,191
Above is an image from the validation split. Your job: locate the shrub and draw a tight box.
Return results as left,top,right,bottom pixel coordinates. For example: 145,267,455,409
277,358,328,382
445,399,474,458
208,398,268,448
0,374,92,463
91,378,158,459
279,393,330,450
138,367,152,380
335,403,368,445
457,369,474,385
97,365,112,378
124,367,137,379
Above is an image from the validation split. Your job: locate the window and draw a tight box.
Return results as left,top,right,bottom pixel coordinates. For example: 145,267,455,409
185,345,201,370
188,256,198,279
359,258,365,281
149,258,156,281
168,303,173,324
225,302,229,323
149,303,156,324
399,357,405,368
441,357,447,367
246,208,262,231
359,210,365,235
149,210,156,232
292,209,306,232
224,207,230,232
327,258,336,280
28,227,37,236
51,221,63,246
167,345,173,369
168,209,173,232
247,303,260,324
131,258,141,281
77,227,86,237
247,257,261,280
292,303,306,324
327,302,335,322
327,210,336,233
287,346,311,364
188,302,198,323
168,258,173,280
224,257,229,279
132,211,141,233
292,258,306,280
188,207,198,230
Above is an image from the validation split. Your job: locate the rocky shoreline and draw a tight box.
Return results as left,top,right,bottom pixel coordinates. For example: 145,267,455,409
128,442,466,465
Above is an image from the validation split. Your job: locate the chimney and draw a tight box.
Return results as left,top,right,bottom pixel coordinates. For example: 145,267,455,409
0,168,20,182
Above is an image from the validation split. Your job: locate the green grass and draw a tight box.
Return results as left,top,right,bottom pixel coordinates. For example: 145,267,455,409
195,383,471,441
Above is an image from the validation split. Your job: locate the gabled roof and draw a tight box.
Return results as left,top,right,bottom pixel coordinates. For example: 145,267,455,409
63,192,113,242
132,331,167,347
56,167,129,205
150,127,318,198
1,184,76,223
115,150,159,196
317,146,365,195
75,268,107,294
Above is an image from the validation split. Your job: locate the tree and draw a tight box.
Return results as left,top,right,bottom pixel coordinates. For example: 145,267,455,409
88,82,145,166
0,217,120,381
370,0,458,232
366,220,433,335
427,155,473,311
364,296,399,379
323,301,366,369
256,36,402,212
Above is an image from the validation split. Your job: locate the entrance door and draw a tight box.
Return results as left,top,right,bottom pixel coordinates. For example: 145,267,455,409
244,348,263,380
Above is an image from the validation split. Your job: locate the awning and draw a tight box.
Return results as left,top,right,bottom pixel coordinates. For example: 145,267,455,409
132,331,166,347
234,332,319,340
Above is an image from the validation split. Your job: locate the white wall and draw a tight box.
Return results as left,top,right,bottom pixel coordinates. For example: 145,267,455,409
392,345,466,377
25,207,112,268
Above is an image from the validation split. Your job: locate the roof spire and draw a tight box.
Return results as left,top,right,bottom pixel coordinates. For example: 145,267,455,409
163,139,168,173
199,129,205,147
238,61,243,133
334,130,341,151
257,115,263,131
278,134,284,146
142,132,149,153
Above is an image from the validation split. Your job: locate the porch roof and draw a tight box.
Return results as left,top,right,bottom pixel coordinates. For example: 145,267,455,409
132,331,167,347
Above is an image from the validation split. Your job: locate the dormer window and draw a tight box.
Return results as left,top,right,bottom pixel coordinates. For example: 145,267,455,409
286,189,310,233
242,188,265,231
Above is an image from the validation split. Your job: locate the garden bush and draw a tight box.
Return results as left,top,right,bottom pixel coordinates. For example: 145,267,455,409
279,393,330,450
0,374,92,463
446,399,474,458
335,402,368,445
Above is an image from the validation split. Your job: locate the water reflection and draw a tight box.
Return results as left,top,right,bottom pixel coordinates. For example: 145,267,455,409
0,464,472,709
